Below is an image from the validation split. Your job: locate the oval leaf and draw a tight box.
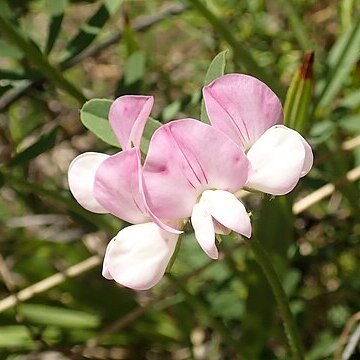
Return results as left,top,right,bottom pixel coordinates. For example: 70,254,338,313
200,50,228,123
80,98,120,147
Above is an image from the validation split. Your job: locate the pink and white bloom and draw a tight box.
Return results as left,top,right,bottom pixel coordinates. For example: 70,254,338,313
143,119,252,260
203,74,313,195
68,95,179,290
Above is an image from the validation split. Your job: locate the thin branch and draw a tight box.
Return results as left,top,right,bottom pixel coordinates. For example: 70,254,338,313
335,312,360,360
342,324,360,360
0,3,188,111
1,163,360,315
1,139,360,341
62,3,187,70
342,135,360,151
293,166,360,214
0,255,101,313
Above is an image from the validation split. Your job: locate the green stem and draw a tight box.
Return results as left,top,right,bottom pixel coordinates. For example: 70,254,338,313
166,273,243,355
0,168,116,231
0,13,86,103
248,238,304,360
186,0,285,98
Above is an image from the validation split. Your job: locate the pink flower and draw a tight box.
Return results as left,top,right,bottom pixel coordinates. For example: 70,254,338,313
68,74,314,290
143,119,252,260
203,74,313,195
68,96,179,290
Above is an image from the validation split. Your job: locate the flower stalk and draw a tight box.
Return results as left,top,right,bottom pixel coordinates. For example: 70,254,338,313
247,238,304,360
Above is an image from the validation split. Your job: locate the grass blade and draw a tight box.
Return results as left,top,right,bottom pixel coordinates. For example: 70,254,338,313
316,16,360,111
275,0,313,51
186,0,285,98
44,0,68,54
0,12,86,103
7,127,59,167
60,0,123,64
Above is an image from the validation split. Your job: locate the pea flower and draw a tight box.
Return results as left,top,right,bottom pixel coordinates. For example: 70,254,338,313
143,119,252,260
203,74,313,195
68,96,180,290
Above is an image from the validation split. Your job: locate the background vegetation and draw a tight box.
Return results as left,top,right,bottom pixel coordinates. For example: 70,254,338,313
0,0,359,359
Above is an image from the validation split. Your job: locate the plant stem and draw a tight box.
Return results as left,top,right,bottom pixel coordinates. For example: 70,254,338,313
247,238,304,359
186,0,285,98
0,13,86,103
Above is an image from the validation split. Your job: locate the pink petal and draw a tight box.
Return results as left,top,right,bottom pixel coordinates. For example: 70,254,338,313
201,190,251,238
68,152,109,213
143,119,249,219
139,179,183,235
191,202,218,260
246,125,309,195
203,74,283,150
109,95,154,150
103,222,178,290
94,148,149,224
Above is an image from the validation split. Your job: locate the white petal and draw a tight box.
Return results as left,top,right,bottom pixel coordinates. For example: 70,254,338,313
102,238,115,280
246,125,307,195
68,152,109,213
201,190,251,238
300,136,313,177
104,223,178,290
191,202,218,259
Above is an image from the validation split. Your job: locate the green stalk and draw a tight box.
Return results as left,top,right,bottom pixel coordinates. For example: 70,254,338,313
283,52,314,133
275,0,313,51
0,13,86,103
186,0,285,98
247,238,304,360
0,168,116,231
166,273,243,355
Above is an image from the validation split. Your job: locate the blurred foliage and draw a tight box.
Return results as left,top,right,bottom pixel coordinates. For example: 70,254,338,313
0,0,359,359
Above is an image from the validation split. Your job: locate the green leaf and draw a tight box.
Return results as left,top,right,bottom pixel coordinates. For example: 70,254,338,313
0,39,23,59
18,304,100,329
80,98,120,147
60,0,123,64
124,50,146,87
123,24,140,56
45,0,68,16
0,326,34,349
339,115,360,132
275,0,313,51
0,68,40,81
8,127,59,167
340,0,356,31
0,11,86,103
316,16,360,110
159,91,201,123
200,50,228,123
9,100,43,144
340,89,360,109
44,0,68,54
115,50,146,96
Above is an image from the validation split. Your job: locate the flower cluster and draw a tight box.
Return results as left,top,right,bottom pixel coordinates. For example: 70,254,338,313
68,74,313,290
